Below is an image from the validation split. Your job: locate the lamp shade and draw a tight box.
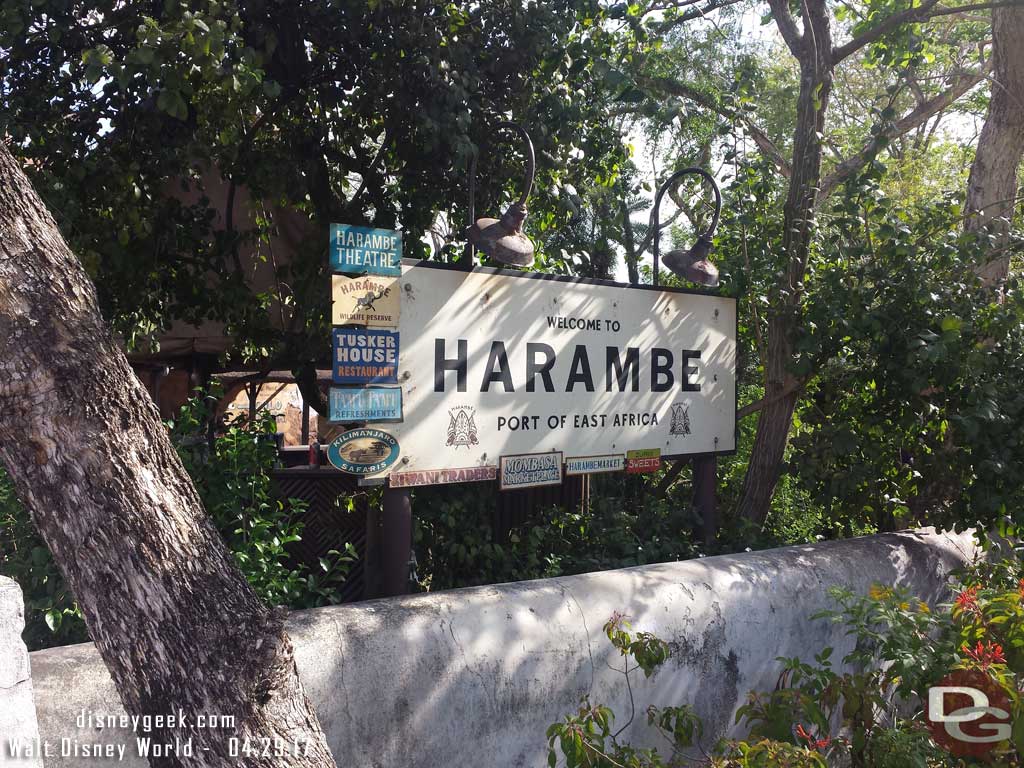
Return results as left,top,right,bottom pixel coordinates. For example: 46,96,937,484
464,122,536,268
467,202,534,267
648,167,722,288
663,235,719,288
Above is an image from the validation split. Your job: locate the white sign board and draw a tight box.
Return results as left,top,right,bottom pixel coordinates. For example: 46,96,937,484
370,261,736,482
565,454,625,476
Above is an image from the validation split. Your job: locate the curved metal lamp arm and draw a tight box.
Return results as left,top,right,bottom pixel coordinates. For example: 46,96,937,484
493,120,535,206
651,167,722,287
464,121,536,266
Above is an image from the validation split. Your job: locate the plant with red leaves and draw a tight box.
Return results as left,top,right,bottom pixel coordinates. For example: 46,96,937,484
954,585,981,615
961,640,1006,671
795,724,832,751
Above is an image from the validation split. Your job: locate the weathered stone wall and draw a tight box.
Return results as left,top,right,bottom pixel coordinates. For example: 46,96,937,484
1,577,44,767
26,528,975,768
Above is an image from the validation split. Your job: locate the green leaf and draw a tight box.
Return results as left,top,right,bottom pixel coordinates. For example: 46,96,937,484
940,315,962,333
44,609,62,633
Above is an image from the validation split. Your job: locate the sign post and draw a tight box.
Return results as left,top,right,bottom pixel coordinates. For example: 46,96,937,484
693,455,717,546
328,223,412,597
365,486,413,599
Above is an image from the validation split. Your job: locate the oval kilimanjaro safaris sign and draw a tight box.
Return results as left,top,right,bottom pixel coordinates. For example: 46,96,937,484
369,260,737,487
326,428,400,475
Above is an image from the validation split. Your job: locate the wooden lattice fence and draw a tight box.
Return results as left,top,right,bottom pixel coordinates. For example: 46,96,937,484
272,468,368,603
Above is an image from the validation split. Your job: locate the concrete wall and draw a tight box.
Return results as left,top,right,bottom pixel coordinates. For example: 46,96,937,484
27,528,975,768
1,577,44,767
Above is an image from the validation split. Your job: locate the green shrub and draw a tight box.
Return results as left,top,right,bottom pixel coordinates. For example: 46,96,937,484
413,474,699,592
546,614,830,768
0,472,86,650
168,391,355,609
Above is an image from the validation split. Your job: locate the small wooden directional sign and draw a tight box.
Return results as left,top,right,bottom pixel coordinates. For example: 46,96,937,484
626,448,661,474
330,224,402,276
331,274,400,327
565,454,625,476
499,452,564,490
332,328,399,384
329,386,403,423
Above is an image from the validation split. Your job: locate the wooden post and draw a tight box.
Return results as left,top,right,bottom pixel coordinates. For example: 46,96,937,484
247,382,258,424
365,487,412,599
693,455,718,547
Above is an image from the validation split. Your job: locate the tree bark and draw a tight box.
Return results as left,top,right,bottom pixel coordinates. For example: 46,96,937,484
0,146,336,766
736,0,834,524
966,3,1024,286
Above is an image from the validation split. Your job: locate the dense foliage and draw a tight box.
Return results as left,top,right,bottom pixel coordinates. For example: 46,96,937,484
714,158,1024,534
0,0,628,371
169,390,356,607
412,474,701,591
0,473,85,649
789,183,1024,532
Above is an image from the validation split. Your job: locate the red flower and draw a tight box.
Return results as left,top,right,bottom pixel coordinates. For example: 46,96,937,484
795,724,832,751
955,585,981,614
962,640,1006,670
1018,578,1024,599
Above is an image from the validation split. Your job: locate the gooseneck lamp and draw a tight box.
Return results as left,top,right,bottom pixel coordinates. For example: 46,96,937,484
651,167,722,288
465,121,536,268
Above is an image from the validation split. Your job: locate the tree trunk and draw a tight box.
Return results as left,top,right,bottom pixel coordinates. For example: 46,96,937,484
0,146,336,766
737,318,803,522
737,0,833,524
965,3,1024,286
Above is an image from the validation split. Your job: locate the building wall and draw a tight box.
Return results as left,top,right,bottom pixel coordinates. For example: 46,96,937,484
25,528,975,768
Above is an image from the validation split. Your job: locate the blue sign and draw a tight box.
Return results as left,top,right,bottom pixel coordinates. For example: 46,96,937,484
330,387,403,423
332,328,399,384
326,428,401,475
330,224,402,276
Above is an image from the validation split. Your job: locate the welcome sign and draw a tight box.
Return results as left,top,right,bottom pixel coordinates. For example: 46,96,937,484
364,261,737,484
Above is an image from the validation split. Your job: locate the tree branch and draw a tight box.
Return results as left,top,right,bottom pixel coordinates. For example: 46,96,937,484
828,0,1010,62
637,76,792,177
749,127,793,178
738,378,807,421
653,0,746,30
833,0,940,62
348,128,393,214
637,207,685,260
655,458,688,497
929,0,1024,18
768,0,804,57
620,197,641,285
817,63,990,200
